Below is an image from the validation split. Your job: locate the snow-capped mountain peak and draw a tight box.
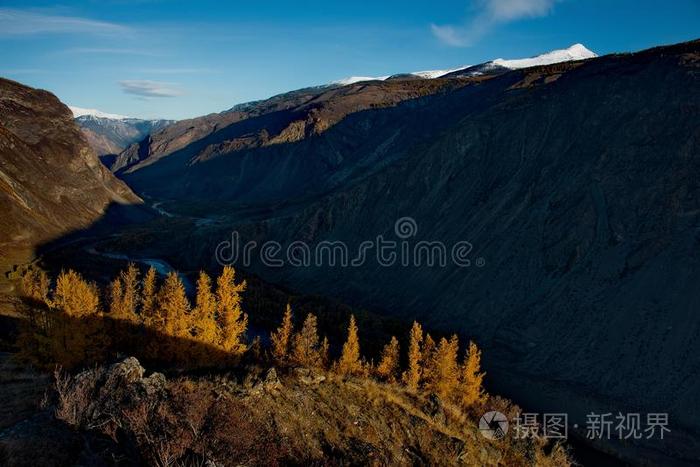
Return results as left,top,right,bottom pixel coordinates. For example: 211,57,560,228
69,106,130,120
330,43,597,86
491,43,597,70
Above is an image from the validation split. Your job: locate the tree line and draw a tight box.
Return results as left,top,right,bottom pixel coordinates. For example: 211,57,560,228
20,264,485,408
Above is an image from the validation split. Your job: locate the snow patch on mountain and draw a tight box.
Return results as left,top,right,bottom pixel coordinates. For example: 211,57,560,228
69,106,130,120
410,66,470,79
332,75,391,86
491,44,597,70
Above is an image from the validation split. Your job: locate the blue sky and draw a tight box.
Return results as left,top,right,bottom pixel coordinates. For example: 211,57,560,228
1,0,698,120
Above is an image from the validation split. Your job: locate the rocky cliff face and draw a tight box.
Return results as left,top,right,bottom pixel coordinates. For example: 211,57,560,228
0,78,141,254
110,40,700,464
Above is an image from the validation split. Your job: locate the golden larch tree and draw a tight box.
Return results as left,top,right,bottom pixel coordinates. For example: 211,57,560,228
119,263,140,323
107,276,133,351
216,266,248,354
320,336,330,369
336,315,363,376
270,304,294,361
292,313,321,367
53,270,100,318
157,272,190,339
18,269,53,364
108,278,125,318
21,268,50,303
141,266,157,324
401,321,423,391
420,333,437,390
51,270,105,367
431,335,460,400
461,340,486,407
376,336,400,382
192,271,218,345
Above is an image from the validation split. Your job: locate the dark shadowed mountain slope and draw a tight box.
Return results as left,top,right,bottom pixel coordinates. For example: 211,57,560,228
112,39,700,465
0,78,141,254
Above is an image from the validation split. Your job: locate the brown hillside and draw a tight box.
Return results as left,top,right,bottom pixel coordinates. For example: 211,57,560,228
0,78,141,257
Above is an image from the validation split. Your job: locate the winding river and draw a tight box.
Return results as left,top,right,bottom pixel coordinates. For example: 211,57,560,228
85,246,194,294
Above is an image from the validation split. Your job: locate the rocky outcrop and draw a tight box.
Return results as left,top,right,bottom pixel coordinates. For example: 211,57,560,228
0,78,141,254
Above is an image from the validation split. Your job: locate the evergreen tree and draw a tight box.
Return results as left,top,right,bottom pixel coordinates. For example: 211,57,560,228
336,315,363,376
270,304,294,361
292,313,321,367
216,266,248,354
376,336,400,382
461,341,486,407
402,321,423,391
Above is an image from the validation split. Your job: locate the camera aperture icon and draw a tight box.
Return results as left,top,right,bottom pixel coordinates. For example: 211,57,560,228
479,411,509,440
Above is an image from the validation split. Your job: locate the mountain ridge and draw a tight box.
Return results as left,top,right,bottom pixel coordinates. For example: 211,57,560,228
334,43,596,84
107,43,597,179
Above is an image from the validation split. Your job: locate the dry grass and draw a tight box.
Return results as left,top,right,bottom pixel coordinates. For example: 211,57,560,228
1,355,573,466
44,359,572,466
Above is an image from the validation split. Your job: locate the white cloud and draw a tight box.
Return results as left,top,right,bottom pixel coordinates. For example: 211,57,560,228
431,0,558,47
119,80,184,98
486,0,556,21
0,8,129,36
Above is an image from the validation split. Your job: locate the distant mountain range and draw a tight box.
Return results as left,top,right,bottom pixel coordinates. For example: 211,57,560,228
69,107,175,161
